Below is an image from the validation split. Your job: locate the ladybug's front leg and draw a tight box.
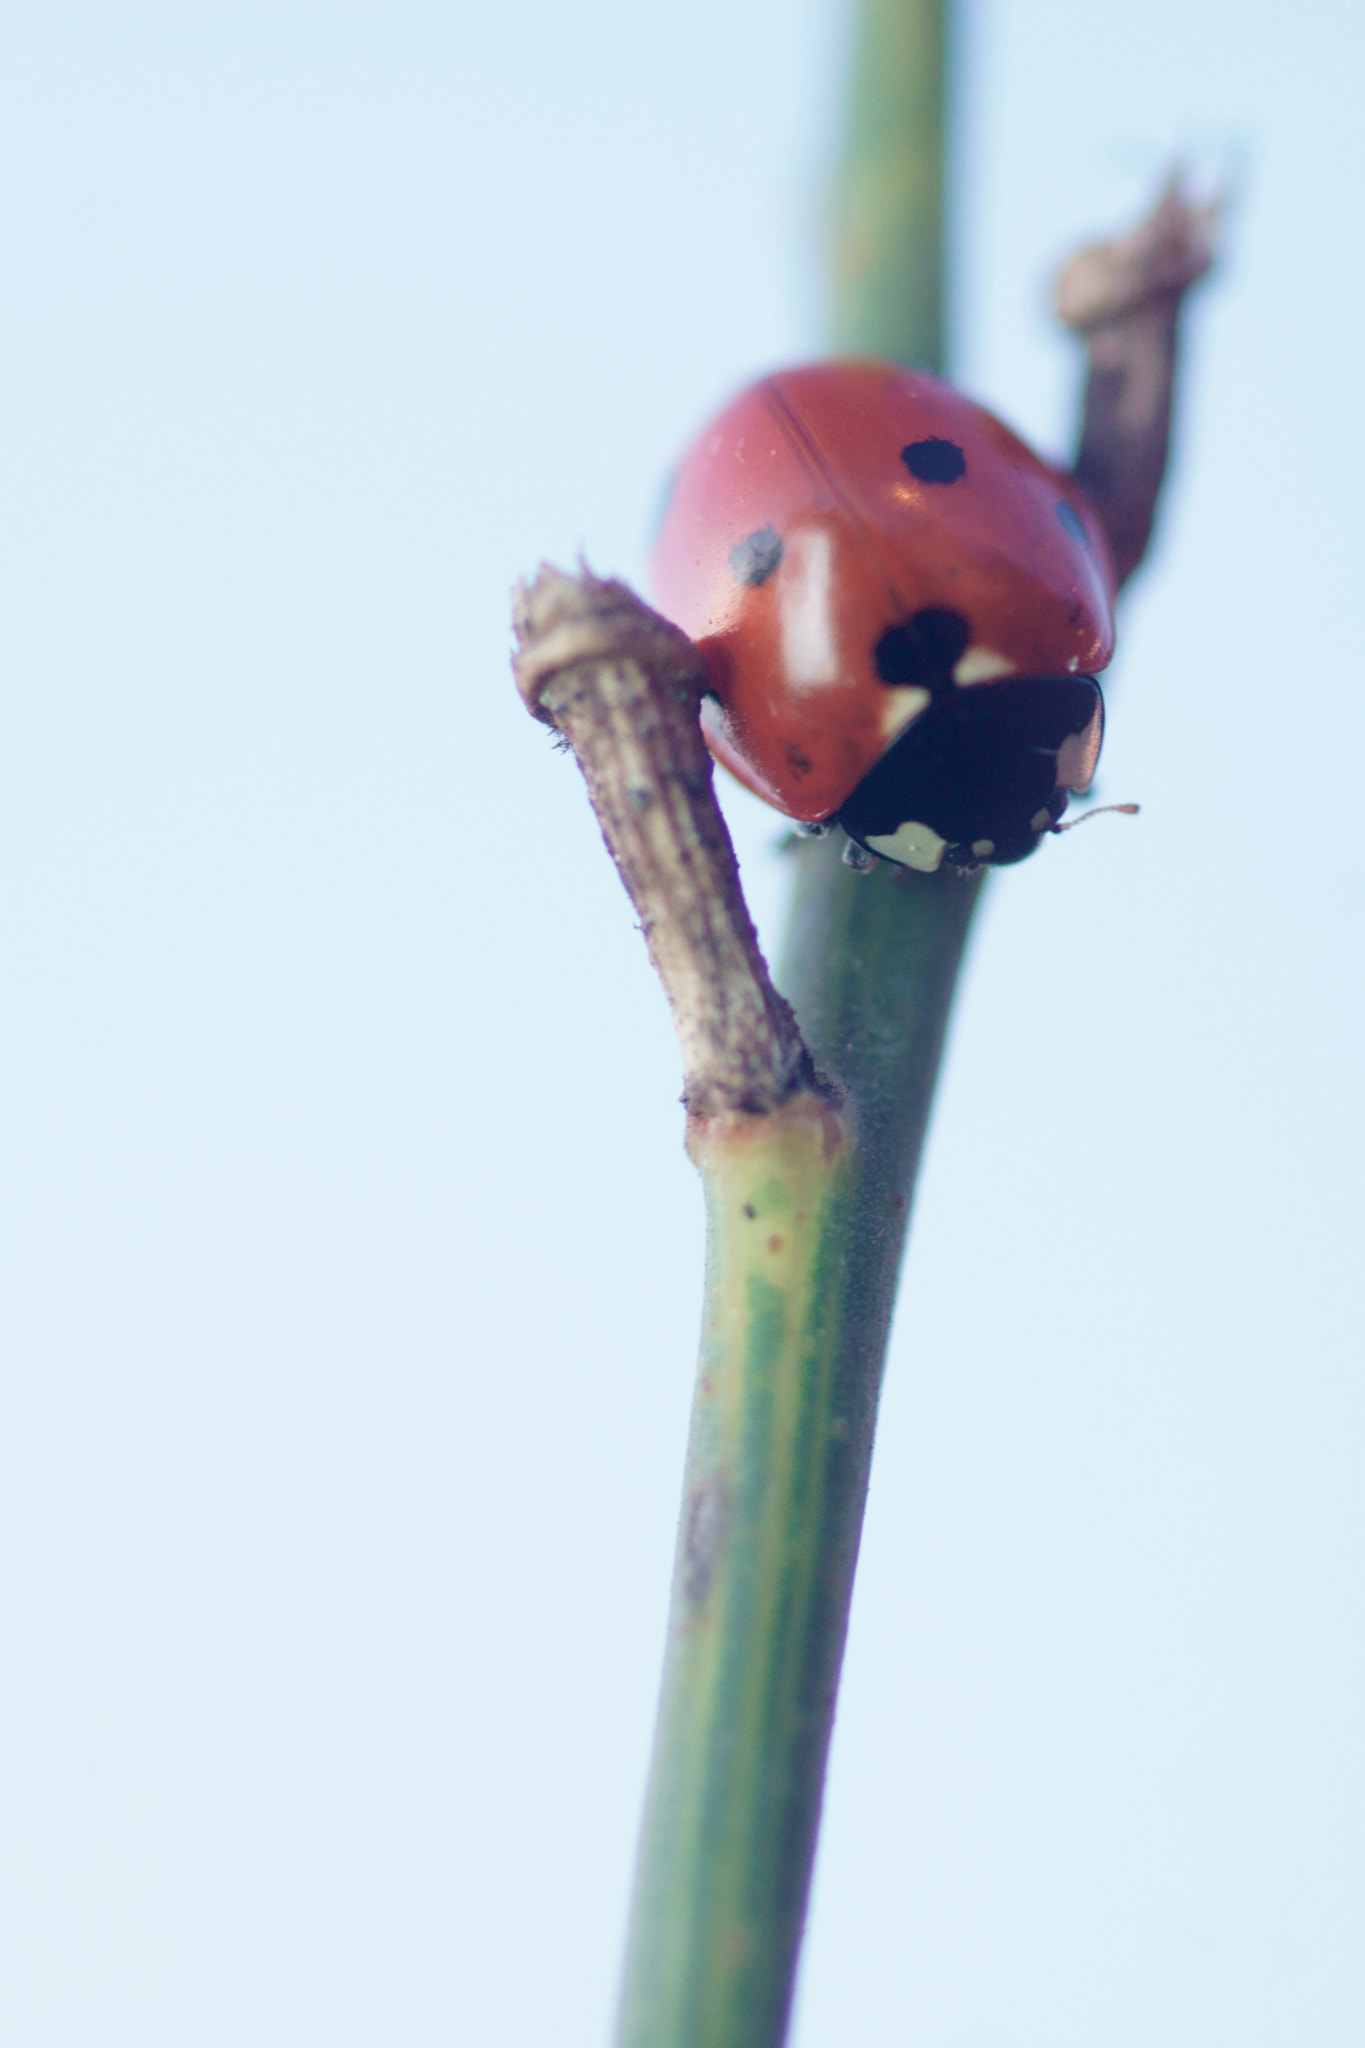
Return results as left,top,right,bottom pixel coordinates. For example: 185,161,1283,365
1058,177,1218,587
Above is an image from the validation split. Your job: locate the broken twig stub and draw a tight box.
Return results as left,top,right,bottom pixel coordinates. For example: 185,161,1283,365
1058,176,1217,585
512,566,819,1118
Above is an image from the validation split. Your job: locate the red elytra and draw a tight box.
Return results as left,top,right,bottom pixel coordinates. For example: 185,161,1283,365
651,359,1117,826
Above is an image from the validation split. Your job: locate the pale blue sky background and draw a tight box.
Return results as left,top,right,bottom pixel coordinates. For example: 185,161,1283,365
0,3,1362,2044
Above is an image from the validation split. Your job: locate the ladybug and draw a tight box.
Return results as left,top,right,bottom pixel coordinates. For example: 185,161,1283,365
651,360,1117,871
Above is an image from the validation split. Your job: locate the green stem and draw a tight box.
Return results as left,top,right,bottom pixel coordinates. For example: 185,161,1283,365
615,5,975,2042
617,1096,853,2048
618,8,970,2039
616,859,979,2048
827,0,946,367
797,0,979,1219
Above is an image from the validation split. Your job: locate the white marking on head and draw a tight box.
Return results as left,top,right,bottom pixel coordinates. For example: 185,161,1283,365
1029,807,1053,833
778,527,838,688
867,820,947,873
880,685,931,741
1056,699,1103,791
970,838,995,859
953,646,1015,686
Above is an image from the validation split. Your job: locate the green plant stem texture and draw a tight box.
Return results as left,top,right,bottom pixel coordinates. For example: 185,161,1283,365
616,860,980,2048
828,0,945,366
615,4,985,2043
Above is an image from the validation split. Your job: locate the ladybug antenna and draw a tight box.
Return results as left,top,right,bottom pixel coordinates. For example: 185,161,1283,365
1051,801,1141,834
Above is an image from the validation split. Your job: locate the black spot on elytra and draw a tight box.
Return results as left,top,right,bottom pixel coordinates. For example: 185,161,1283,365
1056,499,1087,544
902,437,966,484
729,526,783,586
874,607,970,693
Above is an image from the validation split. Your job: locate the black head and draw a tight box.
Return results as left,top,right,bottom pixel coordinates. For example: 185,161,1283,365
837,674,1105,873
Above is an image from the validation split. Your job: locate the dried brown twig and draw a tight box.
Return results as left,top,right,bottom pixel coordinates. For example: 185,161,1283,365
512,565,818,1119
1059,177,1218,584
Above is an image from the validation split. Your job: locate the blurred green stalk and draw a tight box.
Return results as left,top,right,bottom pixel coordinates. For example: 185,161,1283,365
828,0,946,366
786,0,986,1179
615,5,982,2043
786,0,983,1321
